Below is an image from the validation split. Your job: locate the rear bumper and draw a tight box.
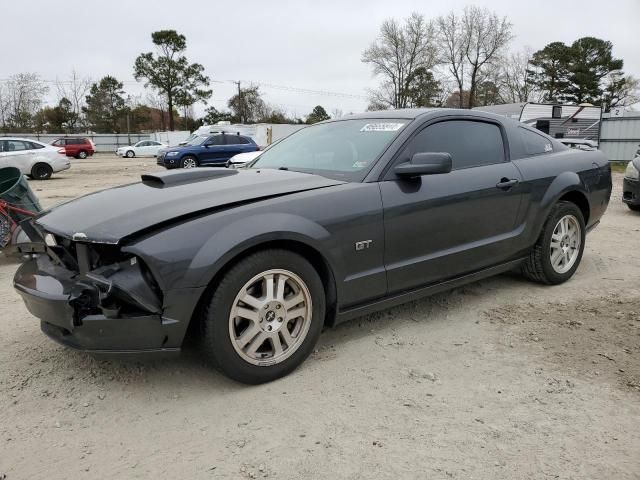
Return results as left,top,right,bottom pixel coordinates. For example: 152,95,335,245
14,255,181,356
623,177,640,206
54,162,71,173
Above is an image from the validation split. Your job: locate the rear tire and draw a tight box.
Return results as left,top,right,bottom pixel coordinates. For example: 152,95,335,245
521,201,585,285
627,204,640,212
77,150,88,159
181,156,198,169
199,249,325,384
31,163,53,180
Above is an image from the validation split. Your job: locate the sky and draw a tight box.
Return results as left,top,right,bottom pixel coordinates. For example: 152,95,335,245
1,0,638,119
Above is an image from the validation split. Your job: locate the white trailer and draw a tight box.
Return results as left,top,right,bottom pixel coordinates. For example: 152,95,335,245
194,122,306,148
474,102,602,141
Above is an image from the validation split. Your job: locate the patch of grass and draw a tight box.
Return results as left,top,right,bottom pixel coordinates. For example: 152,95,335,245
610,161,628,174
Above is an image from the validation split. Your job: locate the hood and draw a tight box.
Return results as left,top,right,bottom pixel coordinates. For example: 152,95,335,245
36,168,344,244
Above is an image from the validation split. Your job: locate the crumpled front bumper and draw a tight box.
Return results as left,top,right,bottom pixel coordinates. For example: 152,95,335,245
623,177,640,206
14,254,181,356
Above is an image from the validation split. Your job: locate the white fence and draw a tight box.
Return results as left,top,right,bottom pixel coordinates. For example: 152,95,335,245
0,133,151,152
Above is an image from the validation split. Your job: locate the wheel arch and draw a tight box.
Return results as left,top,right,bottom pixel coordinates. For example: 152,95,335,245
557,190,590,225
539,172,591,226
187,238,339,340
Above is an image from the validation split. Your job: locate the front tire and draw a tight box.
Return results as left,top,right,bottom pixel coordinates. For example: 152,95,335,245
31,163,53,180
522,201,586,285
200,249,325,384
181,156,198,169
125,150,135,158
627,204,640,212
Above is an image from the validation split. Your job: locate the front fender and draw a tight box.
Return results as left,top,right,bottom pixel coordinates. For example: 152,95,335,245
187,212,335,288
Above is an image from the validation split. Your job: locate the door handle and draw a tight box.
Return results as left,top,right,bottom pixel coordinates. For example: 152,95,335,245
496,178,519,190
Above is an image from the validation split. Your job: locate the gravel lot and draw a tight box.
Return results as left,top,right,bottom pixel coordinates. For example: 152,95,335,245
1,156,639,479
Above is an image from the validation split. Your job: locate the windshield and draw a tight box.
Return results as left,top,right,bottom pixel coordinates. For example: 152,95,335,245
250,119,408,181
185,135,208,146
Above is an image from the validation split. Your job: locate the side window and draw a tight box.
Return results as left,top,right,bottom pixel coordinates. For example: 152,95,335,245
6,140,29,151
206,134,224,146
227,135,249,145
519,128,553,156
28,142,45,150
52,139,62,146
552,106,562,119
403,120,505,170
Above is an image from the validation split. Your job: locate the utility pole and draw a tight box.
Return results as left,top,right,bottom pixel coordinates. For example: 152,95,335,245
235,80,243,124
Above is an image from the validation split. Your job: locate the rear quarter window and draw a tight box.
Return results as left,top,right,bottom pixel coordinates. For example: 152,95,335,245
520,127,554,156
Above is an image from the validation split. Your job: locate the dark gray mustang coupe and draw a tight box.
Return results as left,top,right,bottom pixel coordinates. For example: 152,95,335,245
14,109,612,384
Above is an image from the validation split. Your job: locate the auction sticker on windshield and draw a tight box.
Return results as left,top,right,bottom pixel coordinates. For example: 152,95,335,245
360,122,405,132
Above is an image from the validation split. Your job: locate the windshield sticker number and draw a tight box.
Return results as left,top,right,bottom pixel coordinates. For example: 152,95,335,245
360,123,405,132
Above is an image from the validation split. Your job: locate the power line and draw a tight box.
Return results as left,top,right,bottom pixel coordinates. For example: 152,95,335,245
210,79,368,100
0,77,368,100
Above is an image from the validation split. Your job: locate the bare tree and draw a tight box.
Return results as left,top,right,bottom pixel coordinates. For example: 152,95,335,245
0,83,9,129
145,89,169,131
462,6,513,108
2,73,48,130
362,12,438,108
55,70,92,131
436,11,467,108
497,48,539,103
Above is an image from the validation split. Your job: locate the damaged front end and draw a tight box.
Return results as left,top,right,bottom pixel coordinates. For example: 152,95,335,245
13,222,179,355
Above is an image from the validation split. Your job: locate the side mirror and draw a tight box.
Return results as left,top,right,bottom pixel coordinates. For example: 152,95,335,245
394,152,452,178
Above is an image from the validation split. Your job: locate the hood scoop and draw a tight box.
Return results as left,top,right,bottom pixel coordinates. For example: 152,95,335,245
141,168,237,188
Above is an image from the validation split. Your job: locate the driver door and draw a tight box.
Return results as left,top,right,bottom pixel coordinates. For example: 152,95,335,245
199,134,225,165
381,119,523,294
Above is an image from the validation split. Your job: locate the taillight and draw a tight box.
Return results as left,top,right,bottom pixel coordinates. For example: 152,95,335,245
57,148,66,154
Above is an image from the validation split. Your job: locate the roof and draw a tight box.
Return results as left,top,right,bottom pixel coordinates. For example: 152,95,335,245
338,108,514,125
473,103,526,118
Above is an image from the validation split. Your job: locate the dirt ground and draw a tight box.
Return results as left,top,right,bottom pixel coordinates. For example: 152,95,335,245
0,155,639,479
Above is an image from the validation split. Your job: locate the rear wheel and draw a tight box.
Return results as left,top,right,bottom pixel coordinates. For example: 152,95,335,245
200,249,325,384
31,163,53,180
77,150,88,159
181,156,198,169
521,201,585,285
627,204,640,212
125,150,135,158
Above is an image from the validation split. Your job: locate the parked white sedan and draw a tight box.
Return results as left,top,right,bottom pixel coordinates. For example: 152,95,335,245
0,137,70,180
116,140,167,158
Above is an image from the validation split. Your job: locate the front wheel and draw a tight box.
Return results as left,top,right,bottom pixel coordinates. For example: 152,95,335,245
627,204,640,212
200,249,325,384
521,201,586,285
125,150,135,158
181,156,198,169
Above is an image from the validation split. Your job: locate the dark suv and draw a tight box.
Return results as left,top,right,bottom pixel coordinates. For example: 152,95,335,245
157,133,259,169
51,137,95,159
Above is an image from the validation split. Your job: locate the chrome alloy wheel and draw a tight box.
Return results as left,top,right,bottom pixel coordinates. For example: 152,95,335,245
229,269,312,366
182,157,197,168
550,214,581,274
